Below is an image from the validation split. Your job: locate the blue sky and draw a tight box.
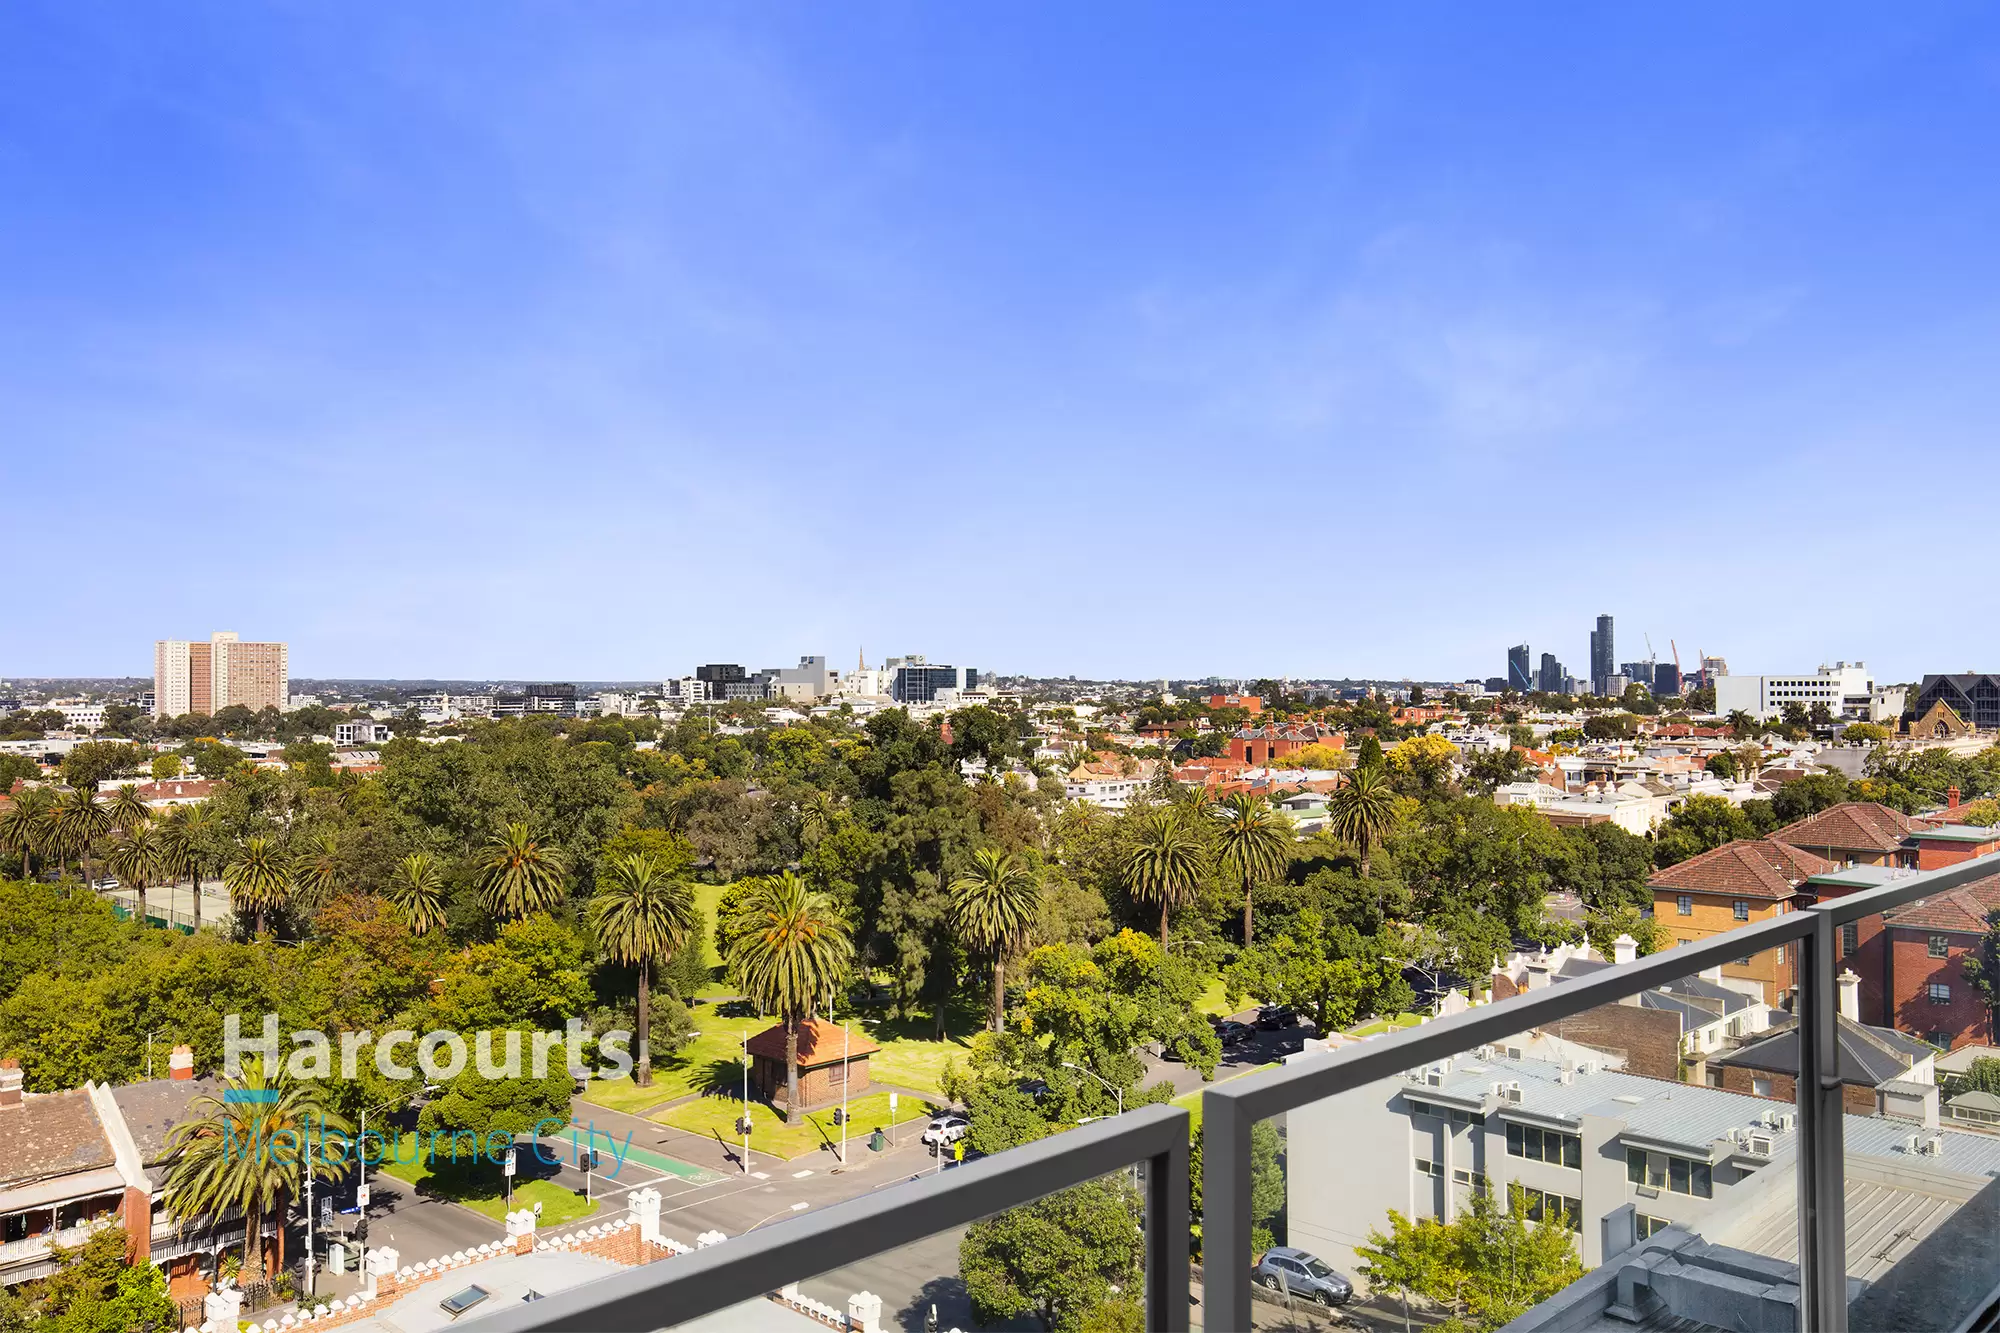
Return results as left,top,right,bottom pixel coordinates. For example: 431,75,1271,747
4,4,1997,683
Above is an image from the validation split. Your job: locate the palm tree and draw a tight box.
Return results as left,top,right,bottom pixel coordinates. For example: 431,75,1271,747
949,848,1042,1033
385,852,448,936
54,786,112,888
475,823,567,920
1215,792,1291,947
160,804,220,932
223,836,291,936
108,823,168,926
107,783,151,837
163,1059,351,1281
1726,710,1758,740
592,851,699,1087
1122,807,1208,953
1327,765,1396,878
0,786,52,880
798,790,834,846
725,871,853,1112
291,830,341,915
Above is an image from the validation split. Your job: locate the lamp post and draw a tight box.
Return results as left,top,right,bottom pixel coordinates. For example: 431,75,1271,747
1062,1063,1133,1185
145,1029,161,1080
741,1029,753,1174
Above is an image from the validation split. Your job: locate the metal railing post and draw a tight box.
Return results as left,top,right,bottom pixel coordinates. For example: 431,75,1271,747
1147,1126,1191,1331
1201,1093,1253,1333
1796,907,1848,1333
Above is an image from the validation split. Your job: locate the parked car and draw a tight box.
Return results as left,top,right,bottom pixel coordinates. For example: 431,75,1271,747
1254,1247,1353,1306
1255,1005,1299,1030
920,1113,970,1147
1215,1020,1254,1047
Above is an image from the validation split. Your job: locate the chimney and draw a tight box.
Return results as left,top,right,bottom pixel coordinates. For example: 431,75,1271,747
1838,969,1860,1023
1612,933,1639,966
0,1059,20,1111
1949,785,1962,812
168,1045,194,1081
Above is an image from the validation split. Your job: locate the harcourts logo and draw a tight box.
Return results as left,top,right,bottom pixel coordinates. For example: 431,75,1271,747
222,1015,635,1083
215,1113,636,1176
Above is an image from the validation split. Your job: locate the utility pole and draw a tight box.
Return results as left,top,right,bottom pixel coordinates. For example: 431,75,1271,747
741,1029,753,1174
303,1136,316,1299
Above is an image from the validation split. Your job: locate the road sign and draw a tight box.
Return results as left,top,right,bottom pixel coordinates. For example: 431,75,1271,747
355,1184,370,1208
503,1148,517,1178
319,1196,332,1226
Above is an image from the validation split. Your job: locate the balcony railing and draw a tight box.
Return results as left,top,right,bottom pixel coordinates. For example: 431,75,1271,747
0,1215,118,1269
456,847,2000,1333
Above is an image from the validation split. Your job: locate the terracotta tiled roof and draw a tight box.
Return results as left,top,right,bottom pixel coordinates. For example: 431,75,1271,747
744,1019,881,1066
1775,802,1917,856
1649,836,1835,900
1883,873,2000,934
0,1086,115,1191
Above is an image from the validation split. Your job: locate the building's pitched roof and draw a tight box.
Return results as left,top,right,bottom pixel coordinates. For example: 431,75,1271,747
1882,872,2000,933
1775,802,1916,855
1650,837,1835,900
110,1076,222,1167
0,1088,115,1190
1713,1015,1933,1087
744,1019,880,1066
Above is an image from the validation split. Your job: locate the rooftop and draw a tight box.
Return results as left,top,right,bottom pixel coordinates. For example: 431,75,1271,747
1649,836,1835,900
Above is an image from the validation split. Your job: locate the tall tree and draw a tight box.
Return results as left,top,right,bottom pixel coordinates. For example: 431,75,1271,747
592,851,699,1087
106,783,151,837
959,1178,1145,1333
1328,765,1397,878
949,847,1042,1032
290,830,342,916
223,836,291,936
1215,792,1291,946
725,871,853,1112
475,822,568,920
158,803,219,932
0,785,52,879
163,1060,351,1281
107,822,167,926
54,786,113,887
385,851,448,936
1121,807,1207,952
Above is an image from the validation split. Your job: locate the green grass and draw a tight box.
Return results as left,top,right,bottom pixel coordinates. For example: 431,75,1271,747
692,879,728,967
1346,1012,1427,1038
1171,1062,1280,1140
374,1133,600,1226
1194,976,1239,1018
651,1089,937,1161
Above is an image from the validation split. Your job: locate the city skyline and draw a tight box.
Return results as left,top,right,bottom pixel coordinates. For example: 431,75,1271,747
8,6,2000,680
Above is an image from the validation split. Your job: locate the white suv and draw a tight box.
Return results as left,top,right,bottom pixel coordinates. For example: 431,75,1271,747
920,1113,969,1147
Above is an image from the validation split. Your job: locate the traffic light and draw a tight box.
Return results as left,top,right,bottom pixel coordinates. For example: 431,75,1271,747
832,1107,846,1125
736,1117,753,1136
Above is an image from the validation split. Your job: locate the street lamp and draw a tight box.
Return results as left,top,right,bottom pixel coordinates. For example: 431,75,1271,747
1061,1063,1133,1186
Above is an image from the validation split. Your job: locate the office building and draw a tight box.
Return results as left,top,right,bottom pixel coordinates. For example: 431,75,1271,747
1715,662,1875,722
153,632,288,718
1507,644,1532,692
1589,614,1615,696
1654,663,1683,696
693,663,770,701
888,656,980,705
1535,653,1564,694
1620,660,1656,691
764,656,837,703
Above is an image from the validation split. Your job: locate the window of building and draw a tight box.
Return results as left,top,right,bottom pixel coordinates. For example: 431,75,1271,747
1627,1147,1646,1185
1507,1123,1581,1168
1630,1149,1712,1198
1518,1186,1583,1231
1752,1075,1773,1097
1415,1158,1443,1178
1733,900,1751,921
1451,1168,1488,1187
1841,923,1858,957
1930,1031,1952,1048
1930,982,1952,1005
1930,934,1951,959
1636,1214,1670,1240
1677,895,1693,916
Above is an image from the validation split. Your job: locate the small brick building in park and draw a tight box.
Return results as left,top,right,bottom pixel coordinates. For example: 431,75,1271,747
746,1018,879,1112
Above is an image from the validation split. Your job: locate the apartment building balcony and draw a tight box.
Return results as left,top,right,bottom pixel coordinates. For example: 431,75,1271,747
444,850,2000,1333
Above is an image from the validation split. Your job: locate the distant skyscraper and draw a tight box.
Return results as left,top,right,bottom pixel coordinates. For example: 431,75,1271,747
153,631,288,718
1507,644,1532,692
1537,653,1564,693
1589,614,1616,695
1621,660,1656,691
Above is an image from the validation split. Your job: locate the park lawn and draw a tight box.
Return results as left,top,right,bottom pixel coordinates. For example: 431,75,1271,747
581,999,758,1111
651,1090,938,1161
376,1134,600,1227
865,1035,963,1099
692,879,728,968
1346,1012,1427,1038
1194,976,1238,1018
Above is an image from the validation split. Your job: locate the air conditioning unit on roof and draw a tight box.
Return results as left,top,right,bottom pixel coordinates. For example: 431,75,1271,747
1750,1133,1773,1155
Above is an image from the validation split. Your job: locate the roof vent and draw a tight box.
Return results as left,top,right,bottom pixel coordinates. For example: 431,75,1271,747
1750,1133,1773,1155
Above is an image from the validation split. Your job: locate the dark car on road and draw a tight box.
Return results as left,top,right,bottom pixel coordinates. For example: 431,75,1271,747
1214,1020,1254,1047
1255,1004,1299,1030
1253,1247,1353,1306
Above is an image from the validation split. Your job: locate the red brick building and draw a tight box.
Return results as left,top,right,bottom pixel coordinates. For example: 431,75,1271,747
1206,694,1263,716
1229,724,1343,766
1651,837,1829,1005
746,1019,879,1112
1879,873,2000,1050
1905,824,2000,871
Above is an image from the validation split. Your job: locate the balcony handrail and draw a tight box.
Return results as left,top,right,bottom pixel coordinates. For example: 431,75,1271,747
461,1100,1190,1333
1202,844,2000,1333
